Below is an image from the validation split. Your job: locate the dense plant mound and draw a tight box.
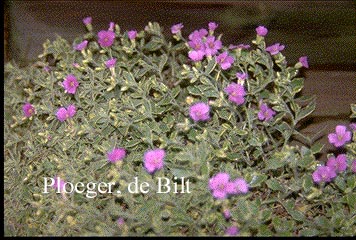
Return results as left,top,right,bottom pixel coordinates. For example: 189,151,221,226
4,19,356,236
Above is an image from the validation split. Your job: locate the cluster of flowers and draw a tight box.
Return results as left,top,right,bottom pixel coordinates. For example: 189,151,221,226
312,125,355,184
21,17,316,235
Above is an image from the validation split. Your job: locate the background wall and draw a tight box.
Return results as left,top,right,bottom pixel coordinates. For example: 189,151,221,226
4,0,356,158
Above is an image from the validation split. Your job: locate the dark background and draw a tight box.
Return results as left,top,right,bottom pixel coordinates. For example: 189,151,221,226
4,0,356,158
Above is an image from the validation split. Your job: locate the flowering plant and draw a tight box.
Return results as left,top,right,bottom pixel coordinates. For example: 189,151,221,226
4,19,355,236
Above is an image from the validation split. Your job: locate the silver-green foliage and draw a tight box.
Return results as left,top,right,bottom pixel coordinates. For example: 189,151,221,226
4,22,355,236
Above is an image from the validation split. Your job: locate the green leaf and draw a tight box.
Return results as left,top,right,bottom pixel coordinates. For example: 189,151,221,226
299,228,319,236
170,168,193,178
265,178,284,192
282,200,305,222
290,78,304,94
158,54,168,72
310,143,324,154
204,58,216,75
295,98,316,122
249,174,268,187
265,152,288,170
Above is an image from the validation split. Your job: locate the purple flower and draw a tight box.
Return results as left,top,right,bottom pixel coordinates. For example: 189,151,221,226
236,44,250,49
98,30,115,48
105,58,117,68
56,105,76,122
352,160,356,173
188,50,205,62
209,173,235,199
326,154,347,173
43,66,51,72
258,103,276,121
224,83,246,105
143,149,165,174
72,63,80,68
56,107,68,122
53,176,66,192
328,125,352,147
128,30,137,40
74,40,88,51
62,74,79,94
117,217,125,226
256,25,268,36
204,36,222,57
67,105,76,118
188,38,205,51
223,209,231,220
208,22,218,31
225,226,239,236
109,22,115,32
83,17,92,25
230,178,249,194
188,28,208,40
107,148,126,163
350,123,356,131
266,43,285,55
236,72,247,80
189,102,210,122
299,56,309,68
216,51,234,70
171,23,183,34
23,102,35,117
312,166,337,184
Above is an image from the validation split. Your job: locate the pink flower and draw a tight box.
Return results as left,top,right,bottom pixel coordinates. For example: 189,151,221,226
67,105,76,118
74,40,88,51
72,63,80,68
188,28,208,40
56,105,76,122
225,226,239,236
43,66,51,72
143,149,165,174
98,30,115,48
256,25,268,36
223,209,231,220
188,50,205,62
328,125,352,147
352,160,356,173
62,74,79,94
128,30,137,40
188,38,205,51
117,217,125,226
107,148,126,163
171,23,183,34
312,166,337,184
204,36,222,57
258,103,276,121
23,102,35,117
224,83,246,105
230,178,249,194
216,51,234,70
209,173,235,199
236,72,247,80
208,22,218,31
83,17,92,25
189,102,210,122
326,154,347,173
53,176,66,192
109,22,115,32
105,58,117,68
266,43,285,55
299,56,309,68
236,44,250,49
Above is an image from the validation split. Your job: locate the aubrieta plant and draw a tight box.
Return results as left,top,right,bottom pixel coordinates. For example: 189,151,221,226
4,18,356,236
